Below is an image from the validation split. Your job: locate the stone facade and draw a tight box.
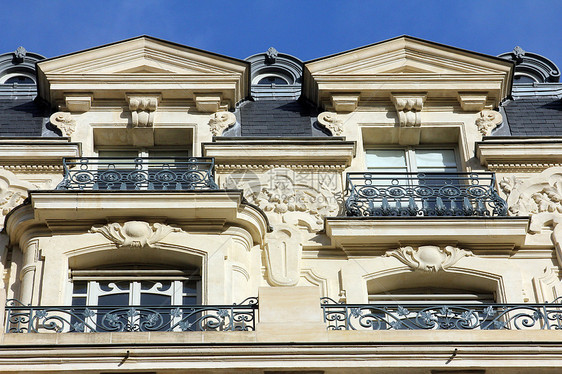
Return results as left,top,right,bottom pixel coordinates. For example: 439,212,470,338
0,35,560,373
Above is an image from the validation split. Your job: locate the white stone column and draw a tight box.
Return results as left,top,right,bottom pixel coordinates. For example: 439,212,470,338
19,240,38,305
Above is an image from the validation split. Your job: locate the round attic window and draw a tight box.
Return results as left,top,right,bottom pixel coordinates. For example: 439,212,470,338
4,75,35,84
257,76,289,85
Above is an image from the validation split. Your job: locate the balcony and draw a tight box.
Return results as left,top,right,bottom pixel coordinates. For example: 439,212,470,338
321,298,562,330
345,172,507,217
5,298,258,333
56,157,219,191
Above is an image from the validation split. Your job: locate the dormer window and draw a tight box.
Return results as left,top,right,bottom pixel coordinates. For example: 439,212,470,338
257,76,289,85
3,75,35,84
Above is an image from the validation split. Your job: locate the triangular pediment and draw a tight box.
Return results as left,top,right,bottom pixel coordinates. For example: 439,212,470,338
37,36,249,108
38,36,248,76
305,36,513,76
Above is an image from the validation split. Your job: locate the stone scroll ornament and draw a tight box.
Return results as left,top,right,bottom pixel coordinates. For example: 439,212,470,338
127,96,159,127
385,245,473,272
208,111,236,136
50,112,76,137
501,167,562,269
317,112,343,135
264,225,302,287
475,109,503,136
90,221,181,248
0,169,35,228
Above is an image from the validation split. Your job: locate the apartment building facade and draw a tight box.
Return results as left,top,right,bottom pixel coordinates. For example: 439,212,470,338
0,35,560,373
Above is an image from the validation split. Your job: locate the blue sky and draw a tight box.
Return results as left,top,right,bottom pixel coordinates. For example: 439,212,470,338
1,1,561,68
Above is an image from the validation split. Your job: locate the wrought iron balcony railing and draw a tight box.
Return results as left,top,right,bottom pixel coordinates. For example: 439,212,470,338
56,157,219,191
345,172,507,217
5,298,257,333
321,298,562,330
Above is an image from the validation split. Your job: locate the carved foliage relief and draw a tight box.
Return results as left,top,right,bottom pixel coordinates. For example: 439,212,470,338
208,111,236,136
50,112,76,137
475,109,503,136
0,169,35,228
386,245,473,272
90,221,181,248
224,168,341,232
317,112,343,136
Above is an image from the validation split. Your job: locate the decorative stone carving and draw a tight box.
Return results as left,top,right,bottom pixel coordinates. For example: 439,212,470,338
386,245,473,272
503,167,562,216
266,47,278,63
0,169,35,228
390,93,426,127
317,112,343,135
49,112,76,137
127,95,159,127
264,225,302,287
90,221,181,248
14,46,26,62
533,267,562,303
475,109,503,136
209,111,236,136
224,168,341,232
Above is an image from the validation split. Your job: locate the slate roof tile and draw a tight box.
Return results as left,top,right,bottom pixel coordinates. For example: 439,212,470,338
503,97,562,136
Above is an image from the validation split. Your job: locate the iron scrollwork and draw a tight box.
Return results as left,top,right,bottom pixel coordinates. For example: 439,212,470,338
321,297,562,330
5,298,257,333
56,157,219,191
345,172,507,217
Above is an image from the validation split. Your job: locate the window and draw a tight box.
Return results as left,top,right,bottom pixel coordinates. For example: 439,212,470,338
4,75,35,84
257,76,288,85
367,287,498,330
69,268,201,332
365,147,458,173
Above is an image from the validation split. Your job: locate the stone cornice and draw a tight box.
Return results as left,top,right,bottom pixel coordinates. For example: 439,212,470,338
325,217,529,254
476,139,562,171
7,190,268,246
203,139,356,167
0,139,80,166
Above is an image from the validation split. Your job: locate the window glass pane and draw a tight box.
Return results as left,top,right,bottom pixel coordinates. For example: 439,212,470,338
140,293,171,306
366,149,407,171
98,292,130,306
415,149,457,172
72,281,87,295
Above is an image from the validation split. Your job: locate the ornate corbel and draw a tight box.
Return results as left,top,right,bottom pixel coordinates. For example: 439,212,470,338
386,245,473,272
209,111,236,136
457,92,489,112
127,95,160,127
475,109,503,136
49,112,76,137
90,221,181,248
390,93,426,127
317,112,343,135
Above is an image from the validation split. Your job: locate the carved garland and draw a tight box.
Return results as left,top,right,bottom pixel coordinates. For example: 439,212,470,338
90,221,182,248
385,245,473,272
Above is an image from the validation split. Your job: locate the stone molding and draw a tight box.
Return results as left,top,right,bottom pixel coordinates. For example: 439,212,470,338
90,221,182,248
317,112,343,135
49,112,76,137
195,95,228,113
390,93,426,127
264,225,302,287
385,245,473,272
475,109,502,136
477,140,562,172
64,94,92,112
209,111,236,136
127,95,160,127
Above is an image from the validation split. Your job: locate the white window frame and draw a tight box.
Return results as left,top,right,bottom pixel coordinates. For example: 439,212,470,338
365,145,460,173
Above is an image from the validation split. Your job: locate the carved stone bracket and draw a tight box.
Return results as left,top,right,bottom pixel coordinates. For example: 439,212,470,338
390,93,426,127
49,112,76,137
458,92,489,111
195,94,228,112
90,221,181,248
330,94,359,112
317,112,343,135
0,169,35,227
127,95,160,127
264,225,302,287
64,94,92,112
209,111,236,136
385,245,473,272
475,109,502,136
